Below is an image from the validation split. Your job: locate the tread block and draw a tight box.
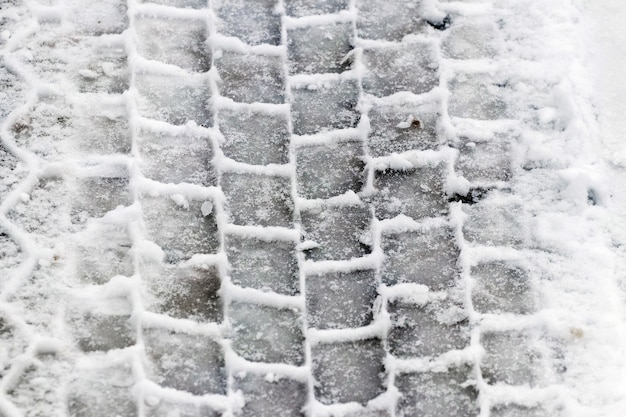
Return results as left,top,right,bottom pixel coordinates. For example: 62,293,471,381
67,38,128,94
362,44,439,97
373,166,447,220
142,196,220,263
284,0,349,17
215,0,281,46
73,100,131,155
68,299,135,352
145,400,220,417
381,227,459,289
216,52,285,104
388,299,468,358
455,137,512,183
230,302,305,365
448,75,508,120
471,261,536,315
287,22,353,75
462,198,526,248
219,108,290,165
481,331,542,386
71,176,130,223
74,227,134,285
442,20,500,60
395,367,477,417
135,16,210,72
139,130,216,186
312,339,385,405
491,405,556,417
306,269,377,330
226,235,299,296
144,329,227,395
141,262,223,323
138,0,207,9
367,103,438,157
295,140,365,200
136,73,212,126
344,411,390,417
291,79,360,135
67,366,137,417
67,0,128,36
234,373,307,417
356,0,427,41
221,173,293,227
300,204,371,261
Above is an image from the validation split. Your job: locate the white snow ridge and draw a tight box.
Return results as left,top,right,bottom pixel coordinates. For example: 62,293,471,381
0,0,626,416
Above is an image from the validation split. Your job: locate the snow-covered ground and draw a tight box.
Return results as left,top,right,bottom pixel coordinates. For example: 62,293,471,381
1,0,626,416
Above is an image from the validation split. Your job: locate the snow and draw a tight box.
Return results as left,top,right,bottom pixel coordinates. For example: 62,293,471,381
1,0,626,415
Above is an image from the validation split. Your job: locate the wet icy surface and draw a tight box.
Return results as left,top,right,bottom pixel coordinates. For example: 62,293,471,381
291,79,360,135
226,235,299,295
139,0,207,8
356,0,427,41
471,261,537,315
222,172,293,227
234,373,308,417
230,302,304,365
72,98,131,155
462,196,527,248
448,75,509,120
67,365,137,417
395,367,477,417
141,196,220,263
145,400,221,417
388,299,469,358
312,338,385,405
296,139,365,199
73,223,134,285
216,52,285,104
454,136,512,183
135,16,210,72
214,0,281,46
219,108,290,165
66,0,128,35
287,22,353,75
442,19,500,60
141,261,223,323
71,175,130,222
139,130,216,186
306,269,377,329
300,203,371,261
144,328,227,395
136,73,212,126
68,298,135,352
373,165,448,220
285,0,349,17
381,226,459,289
367,102,439,157
480,331,544,386
362,43,439,97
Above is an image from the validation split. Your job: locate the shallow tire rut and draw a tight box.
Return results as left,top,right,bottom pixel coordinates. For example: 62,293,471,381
0,0,584,416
